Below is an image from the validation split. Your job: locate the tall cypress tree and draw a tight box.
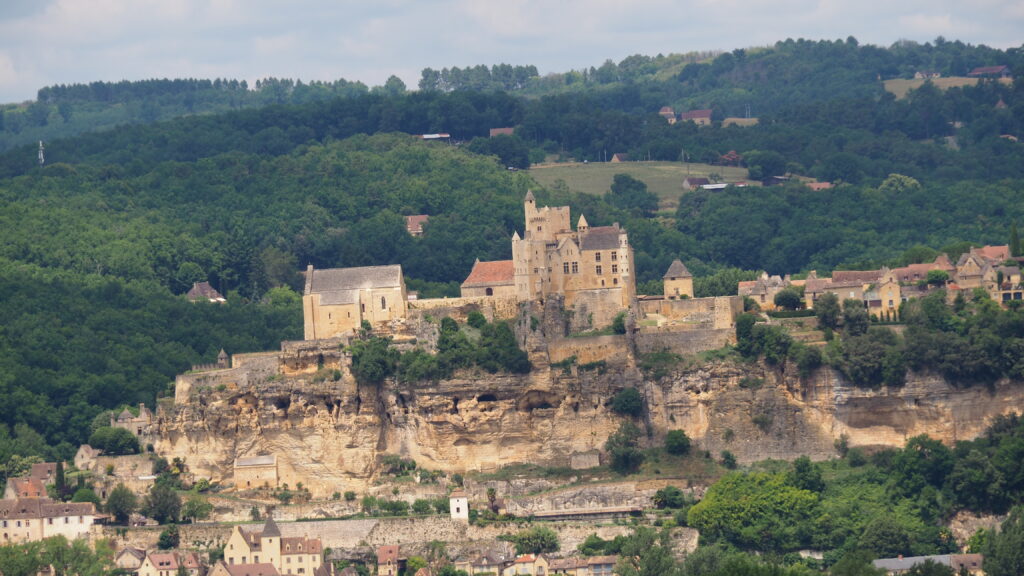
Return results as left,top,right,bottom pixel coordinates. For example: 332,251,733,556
1011,222,1021,257
55,461,66,500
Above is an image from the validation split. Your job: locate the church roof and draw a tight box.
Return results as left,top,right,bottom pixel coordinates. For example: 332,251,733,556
305,265,403,305
262,516,282,538
580,226,623,251
663,259,692,279
462,260,515,287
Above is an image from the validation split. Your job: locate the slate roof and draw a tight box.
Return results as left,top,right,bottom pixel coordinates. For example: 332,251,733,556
462,260,515,287
831,270,882,284
873,554,952,572
664,259,692,279
282,535,321,555
262,516,282,538
221,562,281,576
968,65,1009,76
580,226,623,251
0,498,95,519
187,281,225,302
29,463,57,482
972,244,1010,261
116,547,147,562
305,265,403,305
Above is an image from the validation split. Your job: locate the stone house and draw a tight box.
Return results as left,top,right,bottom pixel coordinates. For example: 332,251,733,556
502,554,549,576
967,65,1011,79
114,546,147,575
138,551,205,576
234,455,279,489
658,106,676,124
681,177,710,190
460,260,516,298
376,545,403,576
739,273,790,309
513,192,636,328
187,281,226,303
224,517,325,576
74,445,102,470
111,403,154,437
303,264,408,340
454,553,509,575
0,498,96,544
405,215,430,237
29,463,57,485
4,477,47,499
680,109,713,126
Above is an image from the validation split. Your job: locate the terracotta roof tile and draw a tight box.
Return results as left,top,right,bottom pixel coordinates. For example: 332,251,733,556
462,260,515,287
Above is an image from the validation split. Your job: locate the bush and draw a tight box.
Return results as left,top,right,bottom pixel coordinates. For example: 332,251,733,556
653,486,687,508
665,430,691,455
720,451,737,469
611,311,627,334
466,310,487,329
157,524,179,549
611,387,643,417
344,491,356,501
500,526,560,555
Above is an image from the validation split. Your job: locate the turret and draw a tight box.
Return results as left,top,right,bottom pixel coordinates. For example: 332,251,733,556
577,214,589,234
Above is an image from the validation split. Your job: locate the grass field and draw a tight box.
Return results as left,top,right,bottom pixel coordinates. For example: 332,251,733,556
881,76,1014,99
528,161,751,212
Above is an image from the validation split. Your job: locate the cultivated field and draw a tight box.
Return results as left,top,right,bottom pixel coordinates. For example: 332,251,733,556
882,76,1011,99
529,161,751,212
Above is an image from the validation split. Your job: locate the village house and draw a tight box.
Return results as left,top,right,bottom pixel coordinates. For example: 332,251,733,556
512,191,636,328
223,517,326,576
609,153,629,163
739,273,791,309
0,498,96,544
110,403,155,437
4,477,47,500
405,215,430,237
74,445,102,470
376,545,403,576
114,546,147,575
187,281,227,304
680,109,713,126
914,70,941,79
138,551,205,576
681,177,710,190
490,127,516,137
460,260,516,298
658,106,676,124
502,554,549,576
967,65,1011,79
303,264,408,340
454,552,509,575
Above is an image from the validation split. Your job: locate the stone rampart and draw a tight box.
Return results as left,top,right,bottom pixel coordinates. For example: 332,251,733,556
548,335,629,365
639,296,741,330
409,296,520,321
634,328,733,355
173,355,279,404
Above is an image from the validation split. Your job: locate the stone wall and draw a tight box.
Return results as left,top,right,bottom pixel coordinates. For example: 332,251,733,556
408,296,520,321
639,296,741,330
564,289,625,332
174,355,279,404
633,328,734,355
548,335,629,365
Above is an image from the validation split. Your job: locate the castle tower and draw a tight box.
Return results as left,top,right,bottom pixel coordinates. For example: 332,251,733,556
663,259,693,299
577,214,589,234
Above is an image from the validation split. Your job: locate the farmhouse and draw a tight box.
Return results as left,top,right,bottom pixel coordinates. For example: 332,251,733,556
680,109,713,126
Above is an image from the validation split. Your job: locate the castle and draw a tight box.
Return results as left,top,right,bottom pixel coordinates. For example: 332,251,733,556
304,192,638,339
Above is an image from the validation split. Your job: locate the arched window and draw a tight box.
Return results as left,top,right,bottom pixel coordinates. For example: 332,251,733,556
381,296,387,309
486,288,493,296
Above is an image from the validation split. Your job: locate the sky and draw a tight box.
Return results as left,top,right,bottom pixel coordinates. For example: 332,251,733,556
0,0,1022,103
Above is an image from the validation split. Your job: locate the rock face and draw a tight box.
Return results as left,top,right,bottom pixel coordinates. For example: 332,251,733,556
156,338,1024,496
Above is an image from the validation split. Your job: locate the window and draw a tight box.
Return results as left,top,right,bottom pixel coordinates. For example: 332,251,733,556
381,296,386,309
611,264,618,274
572,262,578,273
595,252,602,262
614,278,618,285
611,251,617,261
361,303,365,313
596,265,602,275
533,267,538,274
563,263,569,274
485,288,493,296
48,518,53,525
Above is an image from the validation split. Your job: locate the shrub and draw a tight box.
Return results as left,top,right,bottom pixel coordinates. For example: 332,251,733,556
665,430,691,456
720,451,737,469
464,310,486,329
500,526,560,555
611,387,643,417
344,491,356,501
606,421,644,474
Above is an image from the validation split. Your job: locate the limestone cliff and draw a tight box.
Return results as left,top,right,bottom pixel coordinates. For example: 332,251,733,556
156,339,1024,496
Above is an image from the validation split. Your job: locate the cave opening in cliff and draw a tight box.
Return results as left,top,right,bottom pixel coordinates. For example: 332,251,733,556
274,396,290,411
450,397,460,414
476,394,497,402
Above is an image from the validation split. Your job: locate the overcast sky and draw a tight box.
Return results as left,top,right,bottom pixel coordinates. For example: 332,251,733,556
0,0,1021,103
